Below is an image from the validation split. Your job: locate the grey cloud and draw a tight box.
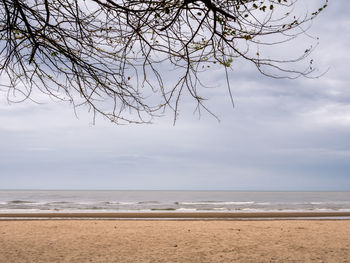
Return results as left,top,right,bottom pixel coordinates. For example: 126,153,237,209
1,0,350,190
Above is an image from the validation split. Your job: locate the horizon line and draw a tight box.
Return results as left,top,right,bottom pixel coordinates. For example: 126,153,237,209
0,189,349,192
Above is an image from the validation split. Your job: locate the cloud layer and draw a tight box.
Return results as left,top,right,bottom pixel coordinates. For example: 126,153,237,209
1,1,349,190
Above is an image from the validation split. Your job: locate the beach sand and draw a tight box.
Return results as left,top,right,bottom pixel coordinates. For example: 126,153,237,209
1,220,350,262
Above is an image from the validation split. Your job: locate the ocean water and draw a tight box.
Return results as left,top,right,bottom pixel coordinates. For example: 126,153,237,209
0,190,350,213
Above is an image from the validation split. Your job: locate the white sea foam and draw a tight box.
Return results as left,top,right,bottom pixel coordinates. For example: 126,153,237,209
175,208,198,212
212,208,227,211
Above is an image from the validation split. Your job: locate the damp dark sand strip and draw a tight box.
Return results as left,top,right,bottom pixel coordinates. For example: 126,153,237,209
1,211,350,219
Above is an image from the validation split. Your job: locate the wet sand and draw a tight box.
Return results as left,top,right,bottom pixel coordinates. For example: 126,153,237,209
1,211,350,219
1,219,350,262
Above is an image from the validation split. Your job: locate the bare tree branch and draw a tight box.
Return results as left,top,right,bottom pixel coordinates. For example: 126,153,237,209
0,0,328,124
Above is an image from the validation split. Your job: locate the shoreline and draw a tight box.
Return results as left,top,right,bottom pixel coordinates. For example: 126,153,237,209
1,211,350,219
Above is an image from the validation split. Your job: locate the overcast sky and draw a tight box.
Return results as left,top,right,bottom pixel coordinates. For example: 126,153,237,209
1,1,350,191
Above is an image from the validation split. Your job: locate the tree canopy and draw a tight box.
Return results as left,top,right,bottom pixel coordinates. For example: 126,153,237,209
0,0,328,124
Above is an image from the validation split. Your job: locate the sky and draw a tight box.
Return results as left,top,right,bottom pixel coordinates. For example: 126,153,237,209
1,1,350,191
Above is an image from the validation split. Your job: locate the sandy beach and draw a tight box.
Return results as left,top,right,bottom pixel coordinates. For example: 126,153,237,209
1,219,350,262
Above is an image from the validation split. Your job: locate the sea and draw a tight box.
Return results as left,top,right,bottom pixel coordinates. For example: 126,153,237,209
1,190,350,213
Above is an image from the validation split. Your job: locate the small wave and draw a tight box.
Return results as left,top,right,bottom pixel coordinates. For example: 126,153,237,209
138,201,160,204
180,201,254,205
89,206,103,210
0,208,42,213
102,201,117,205
116,202,139,205
73,202,99,205
2,206,41,210
47,201,72,205
104,201,140,205
8,200,35,204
